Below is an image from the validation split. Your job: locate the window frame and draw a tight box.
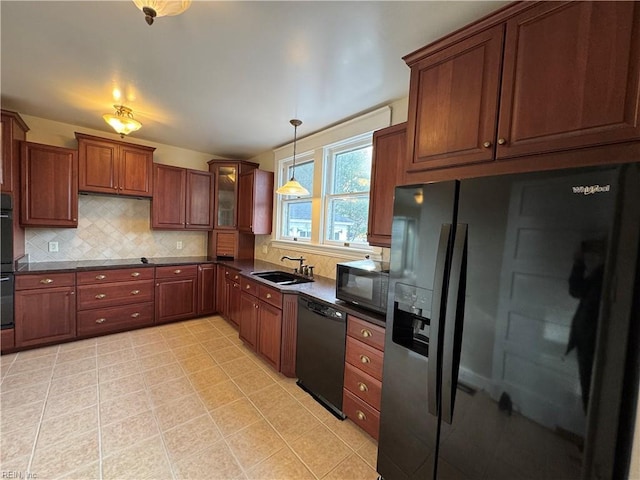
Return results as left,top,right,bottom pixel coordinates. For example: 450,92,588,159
276,152,314,243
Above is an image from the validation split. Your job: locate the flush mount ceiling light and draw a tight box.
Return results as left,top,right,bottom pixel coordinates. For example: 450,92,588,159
276,119,310,196
102,105,142,138
133,0,192,26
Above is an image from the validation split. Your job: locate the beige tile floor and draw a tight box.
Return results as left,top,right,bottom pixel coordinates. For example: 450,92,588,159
0,316,379,480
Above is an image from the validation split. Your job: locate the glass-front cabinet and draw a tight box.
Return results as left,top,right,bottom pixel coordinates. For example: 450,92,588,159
214,164,237,229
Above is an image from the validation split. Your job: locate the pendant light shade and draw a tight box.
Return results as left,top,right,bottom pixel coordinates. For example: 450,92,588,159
276,119,310,196
103,105,142,138
133,0,192,25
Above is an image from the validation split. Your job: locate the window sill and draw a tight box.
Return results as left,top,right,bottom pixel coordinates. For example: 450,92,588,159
270,239,382,262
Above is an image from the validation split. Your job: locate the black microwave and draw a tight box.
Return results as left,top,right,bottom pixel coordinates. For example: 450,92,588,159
336,260,389,315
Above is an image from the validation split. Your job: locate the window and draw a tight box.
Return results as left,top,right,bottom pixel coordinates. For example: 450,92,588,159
323,135,372,246
279,156,313,241
273,105,390,257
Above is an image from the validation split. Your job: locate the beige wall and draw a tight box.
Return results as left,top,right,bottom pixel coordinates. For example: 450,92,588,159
21,115,214,262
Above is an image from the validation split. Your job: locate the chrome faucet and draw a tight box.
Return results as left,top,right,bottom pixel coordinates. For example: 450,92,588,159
281,255,305,272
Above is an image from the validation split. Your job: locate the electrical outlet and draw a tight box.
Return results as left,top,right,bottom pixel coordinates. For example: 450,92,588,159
261,244,268,255
176,241,183,250
48,241,59,253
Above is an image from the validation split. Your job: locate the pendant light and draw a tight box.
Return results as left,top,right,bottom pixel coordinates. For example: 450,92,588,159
103,105,142,138
276,119,310,196
133,0,192,26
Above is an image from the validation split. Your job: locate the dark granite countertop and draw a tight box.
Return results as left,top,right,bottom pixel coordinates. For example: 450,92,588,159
15,255,386,328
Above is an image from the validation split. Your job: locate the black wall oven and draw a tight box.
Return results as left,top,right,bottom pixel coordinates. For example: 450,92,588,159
1,194,15,330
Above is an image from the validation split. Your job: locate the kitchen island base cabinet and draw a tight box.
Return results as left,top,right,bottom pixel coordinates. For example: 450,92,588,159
15,273,76,348
155,265,197,324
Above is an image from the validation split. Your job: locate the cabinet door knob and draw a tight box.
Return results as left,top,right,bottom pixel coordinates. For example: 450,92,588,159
131,312,140,318
266,293,272,299
356,410,367,421
360,328,372,338
245,285,251,289
131,290,140,295
234,275,239,280
482,141,492,148
95,293,107,299
40,278,54,284
96,318,106,324
255,304,258,309
174,269,182,274
360,355,370,364
497,138,507,145
95,274,106,280
358,382,368,392
131,272,140,277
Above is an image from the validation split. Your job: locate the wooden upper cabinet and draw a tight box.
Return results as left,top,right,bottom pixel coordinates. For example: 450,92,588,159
186,169,214,229
1,110,29,194
405,25,504,173
497,1,640,158
76,133,154,197
238,169,274,235
403,1,640,178
368,123,406,248
21,142,78,227
152,164,213,230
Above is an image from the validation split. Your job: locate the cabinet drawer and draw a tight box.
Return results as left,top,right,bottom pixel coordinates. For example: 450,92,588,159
343,362,382,411
223,267,241,283
241,277,259,297
155,265,197,279
347,315,385,351
345,336,384,381
77,280,154,310
343,389,380,440
258,284,282,309
77,267,153,285
16,272,75,290
77,302,154,336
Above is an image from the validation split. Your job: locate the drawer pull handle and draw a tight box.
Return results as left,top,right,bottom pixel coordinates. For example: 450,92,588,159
131,290,140,295
358,382,368,392
266,293,272,299
95,274,106,280
360,355,370,364
95,293,107,299
40,278,53,284
360,328,372,338
234,275,239,280
245,285,251,289
131,312,140,318
356,410,367,421
96,318,106,324
131,272,140,277
174,269,182,274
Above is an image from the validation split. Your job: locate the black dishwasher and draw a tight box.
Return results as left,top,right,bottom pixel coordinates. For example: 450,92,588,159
296,296,346,419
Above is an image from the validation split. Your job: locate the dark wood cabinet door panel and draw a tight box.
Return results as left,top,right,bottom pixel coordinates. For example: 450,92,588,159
78,138,118,194
1,110,29,194
152,164,186,229
197,264,216,315
119,145,153,197
155,277,197,324
21,142,78,227
186,169,214,229
406,25,504,172
498,1,640,158
239,293,258,349
15,286,76,347
257,301,282,371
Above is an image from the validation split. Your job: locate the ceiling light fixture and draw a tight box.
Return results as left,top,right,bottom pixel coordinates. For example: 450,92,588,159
133,0,192,26
103,105,142,138
276,119,310,196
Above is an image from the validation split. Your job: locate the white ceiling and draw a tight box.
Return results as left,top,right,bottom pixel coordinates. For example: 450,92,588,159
1,1,506,159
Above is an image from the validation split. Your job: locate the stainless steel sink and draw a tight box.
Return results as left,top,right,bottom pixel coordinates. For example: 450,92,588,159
251,270,314,285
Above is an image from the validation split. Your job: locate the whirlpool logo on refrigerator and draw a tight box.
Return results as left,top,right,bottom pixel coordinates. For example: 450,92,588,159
572,184,611,195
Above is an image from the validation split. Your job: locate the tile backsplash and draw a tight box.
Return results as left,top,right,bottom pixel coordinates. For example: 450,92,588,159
25,195,207,262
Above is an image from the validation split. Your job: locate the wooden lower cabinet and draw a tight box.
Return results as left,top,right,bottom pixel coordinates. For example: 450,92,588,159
239,276,283,371
220,267,241,325
15,272,76,348
343,314,385,440
76,267,154,336
1,328,15,353
155,265,197,324
198,264,216,315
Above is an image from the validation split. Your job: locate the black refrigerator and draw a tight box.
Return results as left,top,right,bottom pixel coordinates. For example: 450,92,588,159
377,162,640,480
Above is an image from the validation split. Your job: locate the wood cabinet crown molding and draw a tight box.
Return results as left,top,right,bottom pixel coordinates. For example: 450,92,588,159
74,132,156,152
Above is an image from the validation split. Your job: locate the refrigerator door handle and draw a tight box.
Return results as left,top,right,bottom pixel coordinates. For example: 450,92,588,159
427,223,453,417
441,223,468,424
